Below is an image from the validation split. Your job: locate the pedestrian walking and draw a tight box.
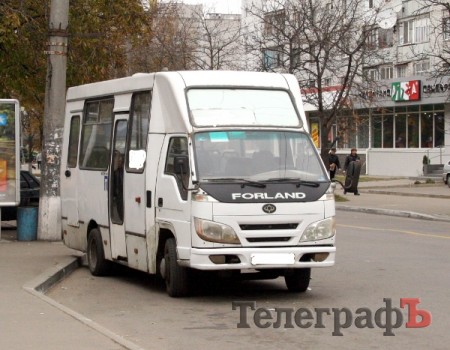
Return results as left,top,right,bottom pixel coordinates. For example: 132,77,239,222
343,148,361,195
328,148,340,180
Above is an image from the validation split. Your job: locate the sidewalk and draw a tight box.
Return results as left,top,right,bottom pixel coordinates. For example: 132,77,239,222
0,177,449,349
0,227,127,350
334,177,450,221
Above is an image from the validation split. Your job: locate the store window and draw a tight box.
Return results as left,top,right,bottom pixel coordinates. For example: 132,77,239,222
407,114,419,148
309,105,444,150
395,114,406,148
435,112,445,147
383,115,394,148
421,110,434,148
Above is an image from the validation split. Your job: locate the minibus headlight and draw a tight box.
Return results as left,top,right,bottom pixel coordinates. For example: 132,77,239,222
194,218,240,244
300,217,336,242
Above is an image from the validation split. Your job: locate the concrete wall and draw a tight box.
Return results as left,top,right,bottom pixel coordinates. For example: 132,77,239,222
366,148,449,177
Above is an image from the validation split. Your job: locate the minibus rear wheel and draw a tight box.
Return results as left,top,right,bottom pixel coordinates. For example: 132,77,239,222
87,228,111,276
164,238,189,297
284,268,311,292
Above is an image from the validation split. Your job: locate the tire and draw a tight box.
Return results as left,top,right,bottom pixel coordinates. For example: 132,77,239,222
87,228,111,276
447,175,450,187
164,238,189,297
284,268,311,293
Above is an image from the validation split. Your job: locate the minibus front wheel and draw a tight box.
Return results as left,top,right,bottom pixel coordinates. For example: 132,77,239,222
284,268,311,292
87,228,111,276
162,238,189,297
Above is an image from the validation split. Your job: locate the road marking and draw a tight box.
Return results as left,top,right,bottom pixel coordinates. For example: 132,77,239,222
338,224,450,240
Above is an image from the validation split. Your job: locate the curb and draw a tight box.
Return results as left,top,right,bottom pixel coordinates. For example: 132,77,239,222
23,255,82,293
336,205,450,222
23,254,146,350
362,190,450,199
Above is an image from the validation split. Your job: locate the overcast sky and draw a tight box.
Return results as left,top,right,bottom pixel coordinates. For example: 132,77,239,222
172,0,242,14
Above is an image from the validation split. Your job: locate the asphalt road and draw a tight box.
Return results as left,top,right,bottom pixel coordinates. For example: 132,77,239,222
47,212,450,350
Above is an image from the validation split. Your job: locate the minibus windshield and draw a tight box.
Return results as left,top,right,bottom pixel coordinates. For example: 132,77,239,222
187,89,301,127
193,131,328,182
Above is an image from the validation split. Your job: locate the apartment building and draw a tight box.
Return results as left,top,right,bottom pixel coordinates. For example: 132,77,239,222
242,0,450,176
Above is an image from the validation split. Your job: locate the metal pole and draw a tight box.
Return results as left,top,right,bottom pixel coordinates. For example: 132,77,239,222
38,0,69,240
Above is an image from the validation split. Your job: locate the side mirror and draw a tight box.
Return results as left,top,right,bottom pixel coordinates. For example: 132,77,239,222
174,155,189,175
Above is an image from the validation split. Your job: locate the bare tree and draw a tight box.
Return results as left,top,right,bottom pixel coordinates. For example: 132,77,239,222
415,0,450,78
141,1,243,72
189,6,243,70
243,0,377,162
138,2,199,71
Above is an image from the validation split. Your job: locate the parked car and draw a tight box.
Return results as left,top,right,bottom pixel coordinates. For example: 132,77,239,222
443,161,450,187
1,170,40,221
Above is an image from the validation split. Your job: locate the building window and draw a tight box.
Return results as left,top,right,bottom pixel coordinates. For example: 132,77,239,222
263,48,283,69
369,0,374,9
399,16,430,44
443,17,450,40
380,65,394,80
378,28,394,48
407,114,420,148
323,77,332,86
264,10,285,36
370,105,443,149
413,60,430,75
292,47,301,67
421,105,445,148
415,16,430,43
396,64,408,78
366,28,378,49
363,68,379,81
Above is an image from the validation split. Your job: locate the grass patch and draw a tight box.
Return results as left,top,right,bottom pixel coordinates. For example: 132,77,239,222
334,175,392,183
334,194,349,202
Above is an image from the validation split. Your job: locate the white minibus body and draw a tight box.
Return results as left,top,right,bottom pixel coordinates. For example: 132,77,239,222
61,71,336,297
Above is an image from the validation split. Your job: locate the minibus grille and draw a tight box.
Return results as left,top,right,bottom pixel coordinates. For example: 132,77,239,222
247,237,292,243
239,223,298,231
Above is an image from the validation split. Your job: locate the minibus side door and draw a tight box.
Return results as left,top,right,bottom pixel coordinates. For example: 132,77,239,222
109,116,128,260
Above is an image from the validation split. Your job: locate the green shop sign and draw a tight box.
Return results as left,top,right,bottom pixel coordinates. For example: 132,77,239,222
391,80,421,101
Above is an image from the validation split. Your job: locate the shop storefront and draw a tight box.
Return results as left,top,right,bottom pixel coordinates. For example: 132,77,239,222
306,77,450,177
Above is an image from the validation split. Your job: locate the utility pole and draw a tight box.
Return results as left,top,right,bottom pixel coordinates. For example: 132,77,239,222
38,0,69,240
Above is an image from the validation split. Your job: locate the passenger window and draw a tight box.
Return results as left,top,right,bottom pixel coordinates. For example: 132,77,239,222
165,137,189,200
80,99,114,170
67,116,80,168
127,91,151,173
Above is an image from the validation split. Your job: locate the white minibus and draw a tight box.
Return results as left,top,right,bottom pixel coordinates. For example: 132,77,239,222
61,71,336,297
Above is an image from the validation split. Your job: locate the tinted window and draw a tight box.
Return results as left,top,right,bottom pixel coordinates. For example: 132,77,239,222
127,91,151,172
80,99,114,170
67,116,80,168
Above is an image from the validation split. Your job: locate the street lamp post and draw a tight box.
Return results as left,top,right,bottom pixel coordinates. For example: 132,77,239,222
38,0,69,240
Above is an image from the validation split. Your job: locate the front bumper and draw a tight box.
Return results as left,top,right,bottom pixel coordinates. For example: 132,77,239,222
180,246,336,270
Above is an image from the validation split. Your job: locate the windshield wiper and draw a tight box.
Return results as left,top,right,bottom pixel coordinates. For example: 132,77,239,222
265,177,322,188
202,178,266,188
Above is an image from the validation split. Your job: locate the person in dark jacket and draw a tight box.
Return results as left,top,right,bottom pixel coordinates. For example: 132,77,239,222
344,148,361,195
328,148,340,180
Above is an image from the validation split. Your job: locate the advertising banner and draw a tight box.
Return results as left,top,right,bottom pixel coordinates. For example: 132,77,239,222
311,122,320,148
391,80,421,101
0,99,20,206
